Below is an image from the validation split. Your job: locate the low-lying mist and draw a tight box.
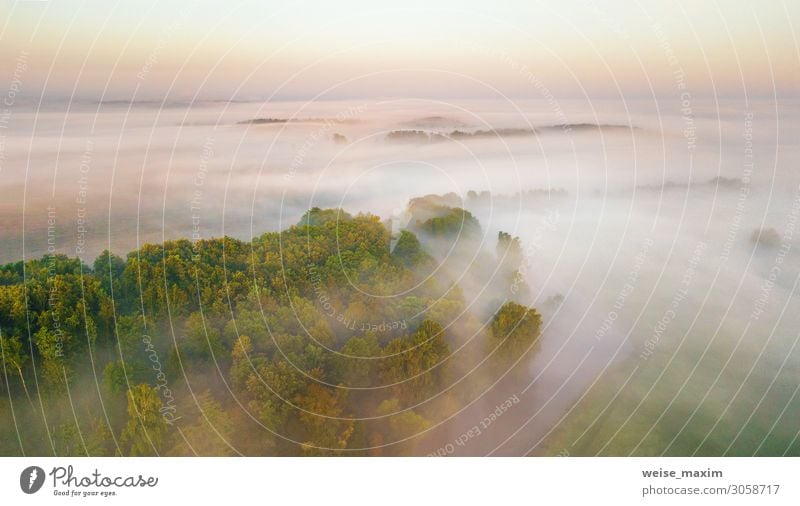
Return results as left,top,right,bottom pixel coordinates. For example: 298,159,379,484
2,96,799,455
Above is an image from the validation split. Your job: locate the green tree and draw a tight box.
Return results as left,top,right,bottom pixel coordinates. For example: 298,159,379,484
381,320,449,405
296,383,354,455
93,250,125,296
392,230,425,266
119,384,166,456
332,333,381,387
489,302,542,365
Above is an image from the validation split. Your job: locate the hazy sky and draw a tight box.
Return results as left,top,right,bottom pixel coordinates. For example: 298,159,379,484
1,0,797,101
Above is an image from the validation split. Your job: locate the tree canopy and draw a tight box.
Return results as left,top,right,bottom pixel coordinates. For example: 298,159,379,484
0,205,542,456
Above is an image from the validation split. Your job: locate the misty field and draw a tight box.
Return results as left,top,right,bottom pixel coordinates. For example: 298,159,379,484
1,98,799,455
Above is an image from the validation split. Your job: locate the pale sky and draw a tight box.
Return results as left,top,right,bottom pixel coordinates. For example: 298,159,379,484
1,0,797,101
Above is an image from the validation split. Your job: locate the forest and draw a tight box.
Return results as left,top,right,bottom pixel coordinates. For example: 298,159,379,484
0,200,542,456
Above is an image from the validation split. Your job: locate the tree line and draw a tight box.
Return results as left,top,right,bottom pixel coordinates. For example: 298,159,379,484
0,206,541,456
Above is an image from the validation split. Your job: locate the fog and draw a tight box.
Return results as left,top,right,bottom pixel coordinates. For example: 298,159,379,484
3,96,799,455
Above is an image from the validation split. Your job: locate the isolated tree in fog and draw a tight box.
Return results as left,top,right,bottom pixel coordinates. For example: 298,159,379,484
489,302,542,364
497,231,523,267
